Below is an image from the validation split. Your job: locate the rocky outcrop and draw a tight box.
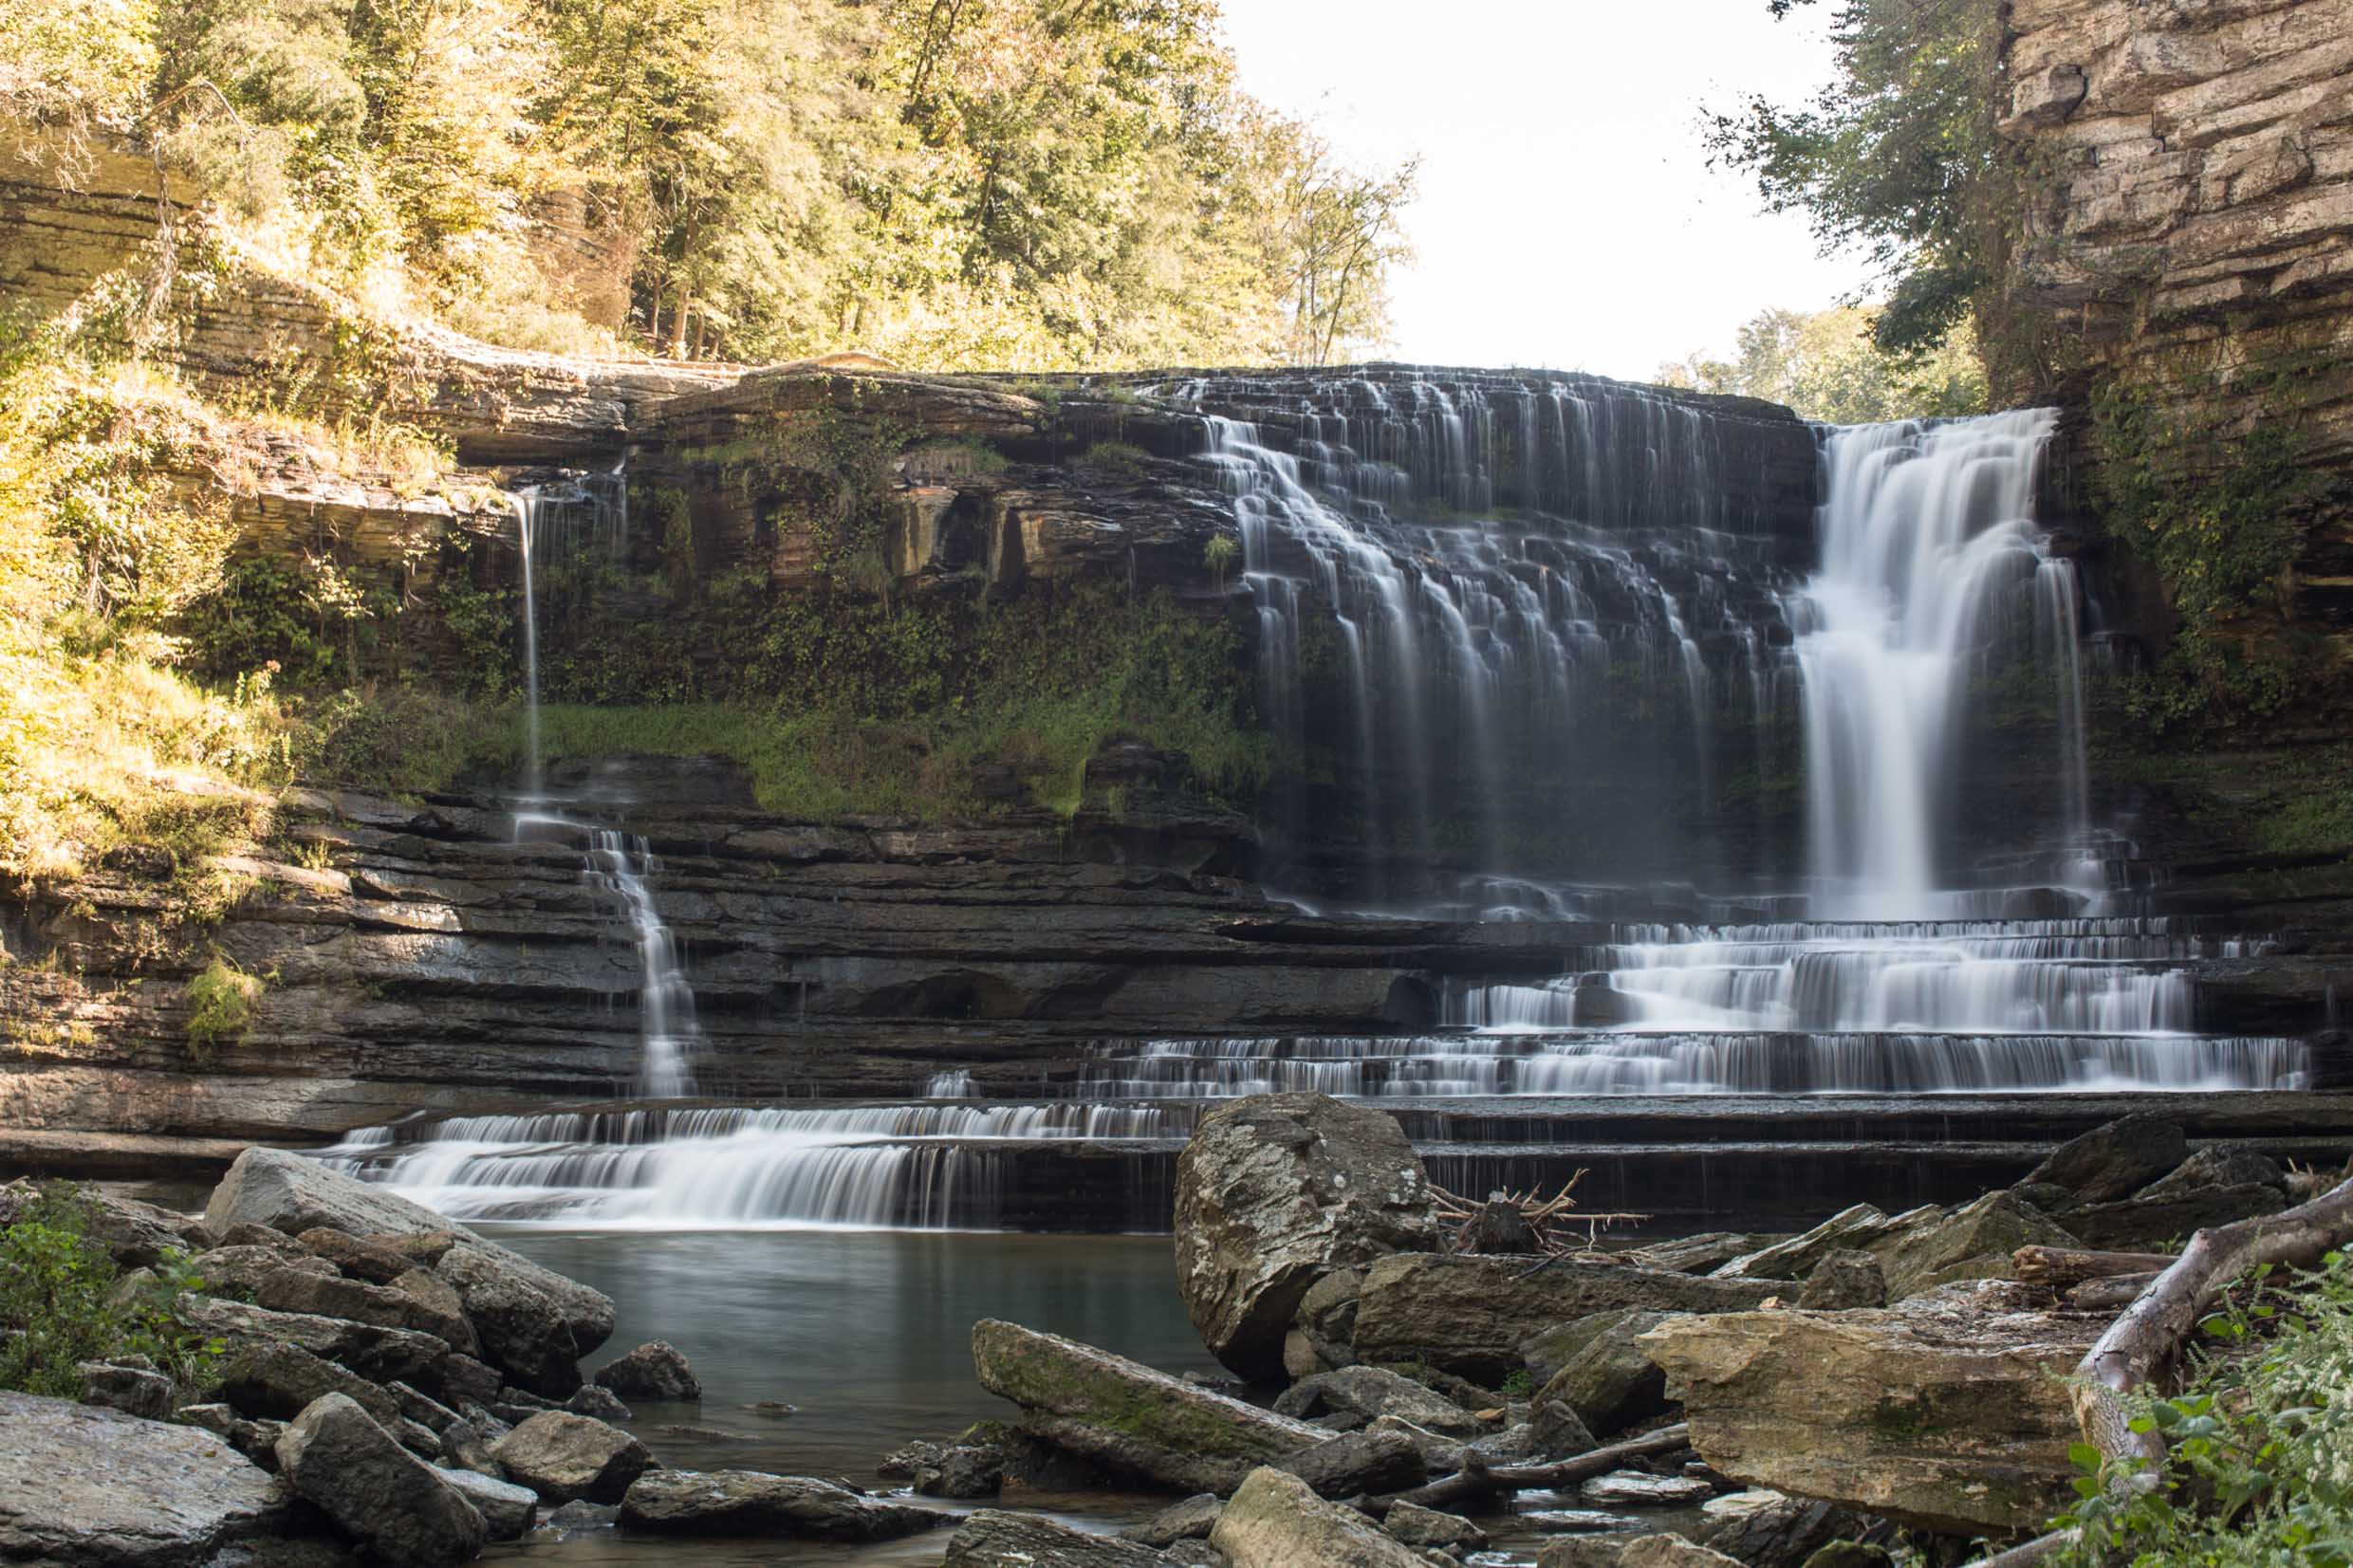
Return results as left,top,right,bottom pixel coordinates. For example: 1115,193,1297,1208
970,1319,1325,1494
1174,1093,1437,1380
0,1392,296,1564
1348,1254,1777,1383
1642,1282,2103,1535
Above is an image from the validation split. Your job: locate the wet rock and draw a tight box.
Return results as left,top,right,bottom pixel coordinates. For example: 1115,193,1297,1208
619,1469,952,1540
1125,1493,1223,1546
1160,1542,1228,1568
1286,1266,1367,1377
182,1294,453,1392
541,1500,621,1532
916,1444,1005,1500
435,1354,505,1409
1530,1398,1600,1457
436,1245,582,1396
1641,1281,2099,1535
1273,1428,1426,1499
2139,1145,2286,1200
2024,1115,2188,1205
1534,1310,1675,1438
1210,1466,1429,1567
205,1148,614,1355
594,1339,700,1402
2066,1184,2287,1251
1595,1538,1745,1568
1273,1365,1487,1436
0,1391,292,1563
217,1341,404,1430
1537,1539,1636,1568
390,1382,463,1434
1583,1472,1715,1506
78,1357,174,1419
490,1411,657,1503
274,1393,487,1567
1353,1255,1774,1383
566,1384,634,1421
438,1418,501,1475
1795,1252,1884,1311
1175,1094,1439,1380
945,1510,1164,1566
971,1319,1323,1494
439,1467,539,1540
1695,1492,1865,1568
1382,1501,1487,1551
1364,1414,1470,1474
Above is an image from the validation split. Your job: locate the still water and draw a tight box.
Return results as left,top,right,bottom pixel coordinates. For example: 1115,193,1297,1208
484,1227,1224,1563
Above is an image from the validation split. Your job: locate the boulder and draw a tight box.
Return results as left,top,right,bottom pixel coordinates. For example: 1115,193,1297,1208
1363,1414,1470,1475
1530,1398,1600,1457
915,1445,1004,1500
0,1391,292,1564
971,1319,1324,1494
216,1341,403,1430
78,1357,174,1419
273,1393,487,1566
619,1470,952,1540
1273,1429,1426,1499
1641,1282,2100,1535
241,1261,475,1356
1611,1538,1746,1568
1869,1191,2080,1300
1272,1365,1487,1436
1713,1207,1893,1282
1381,1500,1486,1550
566,1385,633,1421
1286,1266,1367,1377
438,1468,538,1540
594,1340,701,1402
1533,1310,1675,1438
1584,1472,1714,1505
1795,1252,1884,1311
490,1411,657,1503
1209,1465,1429,1567
1174,1094,1438,1380
2138,1146,2285,1200
205,1149,613,1355
2066,1184,2287,1251
182,1295,450,1391
435,1245,581,1396
1697,1493,1867,1568
295,1228,417,1284
945,1510,1165,1566
2023,1115,2187,1204
1352,1254,1774,1383
1124,1493,1223,1546
1628,1233,1772,1275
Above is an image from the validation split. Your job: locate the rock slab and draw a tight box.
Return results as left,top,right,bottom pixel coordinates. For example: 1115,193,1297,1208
0,1392,292,1565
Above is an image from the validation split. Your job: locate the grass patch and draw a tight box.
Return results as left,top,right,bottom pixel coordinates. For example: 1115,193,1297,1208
184,955,263,1061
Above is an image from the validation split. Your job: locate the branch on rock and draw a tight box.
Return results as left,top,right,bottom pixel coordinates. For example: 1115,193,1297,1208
2012,1245,2177,1293
1429,1171,1647,1257
1369,1422,1693,1516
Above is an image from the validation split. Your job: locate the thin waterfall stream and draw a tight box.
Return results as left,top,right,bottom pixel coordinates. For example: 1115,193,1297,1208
327,385,2307,1229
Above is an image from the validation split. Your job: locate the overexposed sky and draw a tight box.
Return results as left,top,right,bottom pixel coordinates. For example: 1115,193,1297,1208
1216,0,1876,379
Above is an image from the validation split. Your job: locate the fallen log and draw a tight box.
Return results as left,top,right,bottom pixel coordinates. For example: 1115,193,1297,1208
1371,1422,1692,1515
2011,1245,2177,1292
2065,1272,2160,1313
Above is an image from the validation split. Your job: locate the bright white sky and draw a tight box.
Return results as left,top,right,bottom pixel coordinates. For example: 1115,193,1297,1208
1216,0,1878,379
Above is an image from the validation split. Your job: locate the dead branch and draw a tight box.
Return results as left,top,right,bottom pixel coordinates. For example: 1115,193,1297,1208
2012,1245,2178,1292
1369,1422,1694,1515
1429,1172,1644,1258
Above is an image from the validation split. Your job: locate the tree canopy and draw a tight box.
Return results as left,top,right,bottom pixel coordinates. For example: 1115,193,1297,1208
1658,303,1986,424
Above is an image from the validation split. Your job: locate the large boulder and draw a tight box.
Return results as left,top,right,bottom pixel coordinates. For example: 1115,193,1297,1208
1209,1465,1430,1567
205,1148,613,1356
435,1244,583,1396
971,1319,1325,1494
1641,1281,2101,1535
0,1392,293,1564
1697,1492,1869,1568
1174,1094,1438,1380
1272,1364,1487,1436
2024,1115,2188,1205
944,1510,1164,1566
1870,1191,2081,1300
490,1411,657,1503
273,1393,487,1566
1351,1254,1775,1383
595,1341,700,1402
439,1469,539,1540
2066,1184,2287,1251
1713,1206,1895,1282
1273,1428,1426,1498
1533,1309,1676,1438
2138,1145,2285,1200
618,1470,951,1540
215,1341,404,1431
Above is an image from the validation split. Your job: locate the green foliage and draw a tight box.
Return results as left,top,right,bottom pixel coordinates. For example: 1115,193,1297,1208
184,953,260,1059
0,1185,226,1400
1203,533,1239,591
1077,440,1149,475
1658,303,1987,422
2052,1253,2353,1567
1498,1369,1534,1397
1705,0,2002,356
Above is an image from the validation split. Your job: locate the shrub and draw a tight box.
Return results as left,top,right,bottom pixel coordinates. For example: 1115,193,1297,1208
185,956,262,1059
1077,440,1148,475
0,1186,225,1400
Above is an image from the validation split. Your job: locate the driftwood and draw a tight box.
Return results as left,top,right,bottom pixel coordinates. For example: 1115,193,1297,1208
1965,1174,2353,1565
2012,1245,2178,1292
2066,1271,2161,1313
1430,1171,1647,1258
1369,1422,1693,1515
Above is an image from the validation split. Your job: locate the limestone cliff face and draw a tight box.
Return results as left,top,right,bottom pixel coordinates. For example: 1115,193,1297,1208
1997,0,2353,632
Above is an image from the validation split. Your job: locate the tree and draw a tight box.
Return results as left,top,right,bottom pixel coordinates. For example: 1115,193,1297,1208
1658,303,1986,423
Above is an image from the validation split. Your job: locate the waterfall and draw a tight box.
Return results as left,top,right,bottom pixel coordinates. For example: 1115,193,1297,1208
584,829,698,1099
514,488,544,801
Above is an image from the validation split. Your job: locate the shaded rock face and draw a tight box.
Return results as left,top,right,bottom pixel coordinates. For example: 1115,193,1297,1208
1209,1465,1429,1568
1642,1282,2102,1535
0,1392,293,1565
1175,1094,1438,1380
2025,1115,2189,1205
1273,1364,1486,1437
1533,1309,1676,1439
970,1319,1324,1494
273,1393,487,1567
618,1470,952,1541
1351,1254,1776,1384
